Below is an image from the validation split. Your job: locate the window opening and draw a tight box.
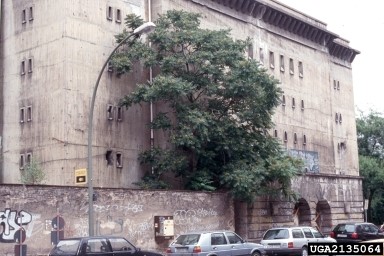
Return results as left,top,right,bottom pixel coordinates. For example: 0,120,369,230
107,105,114,120
274,130,278,138
27,106,32,121
280,55,285,72
29,7,34,21
269,51,275,69
248,43,254,59
303,135,307,145
107,6,113,20
301,100,304,110
22,9,27,23
117,107,123,121
20,154,25,169
106,150,113,166
339,113,342,123
337,81,340,90
116,9,121,23
28,58,33,73
292,98,296,109
20,108,25,123
282,95,286,106
298,61,303,77
259,48,264,65
116,152,123,168
294,133,297,144
284,131,288,142
21,60,26,75
333,80,337,90
26,152,32,164
289,58,294,75
335,113,339,123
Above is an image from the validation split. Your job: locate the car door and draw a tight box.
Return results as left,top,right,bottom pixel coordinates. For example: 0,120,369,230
109,237,136,256
302,228,317,245
363,224,381,240
225,231,248,256
84,238,113,256
210,232,232,256
310,228,327,243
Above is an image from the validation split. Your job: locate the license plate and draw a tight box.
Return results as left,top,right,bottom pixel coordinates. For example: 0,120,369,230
266,244,280,248
337,234,347,237
176,248,188,252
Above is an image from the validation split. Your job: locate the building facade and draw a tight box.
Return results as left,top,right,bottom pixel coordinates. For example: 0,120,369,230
1,0,362,242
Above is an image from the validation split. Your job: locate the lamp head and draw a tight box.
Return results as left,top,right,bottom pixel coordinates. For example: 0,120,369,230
133,21,156,35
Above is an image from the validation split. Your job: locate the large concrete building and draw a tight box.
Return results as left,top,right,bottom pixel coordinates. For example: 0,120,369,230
1,0,362,240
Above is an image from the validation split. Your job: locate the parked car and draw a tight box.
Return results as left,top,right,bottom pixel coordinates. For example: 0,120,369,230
165,230,266,256
49,236,163,256
260,226,336,256
330,222,384,243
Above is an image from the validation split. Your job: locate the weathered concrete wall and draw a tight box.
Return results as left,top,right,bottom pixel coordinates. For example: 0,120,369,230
0,185,234,256
236,175,364,242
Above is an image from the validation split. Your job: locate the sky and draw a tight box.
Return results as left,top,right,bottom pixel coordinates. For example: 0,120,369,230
278,0,384,115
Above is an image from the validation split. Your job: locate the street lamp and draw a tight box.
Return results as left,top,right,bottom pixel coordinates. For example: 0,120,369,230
87,21,155,236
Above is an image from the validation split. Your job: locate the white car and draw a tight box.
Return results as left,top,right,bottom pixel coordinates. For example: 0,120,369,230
260,226,336,256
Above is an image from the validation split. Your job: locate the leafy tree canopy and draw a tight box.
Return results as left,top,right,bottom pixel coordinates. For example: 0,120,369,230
112,10,303,202
356,110,384,223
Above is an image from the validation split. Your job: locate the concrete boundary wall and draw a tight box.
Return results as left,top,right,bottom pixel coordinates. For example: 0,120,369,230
0,185,234,255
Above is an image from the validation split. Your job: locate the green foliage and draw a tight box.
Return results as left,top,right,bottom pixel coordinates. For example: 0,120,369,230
20,158,46,185
114,10,302,201
356,110,384,223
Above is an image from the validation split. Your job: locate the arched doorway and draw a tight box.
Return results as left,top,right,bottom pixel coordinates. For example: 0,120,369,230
315,200,332,235
293,198,311,226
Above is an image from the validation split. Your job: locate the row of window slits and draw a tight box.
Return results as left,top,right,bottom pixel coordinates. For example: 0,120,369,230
274,131,307,145
19,152,33,169
248,45,304,78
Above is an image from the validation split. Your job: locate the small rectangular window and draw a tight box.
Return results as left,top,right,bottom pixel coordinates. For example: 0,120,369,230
21,60,26,75
301,100,304,110
20,108,25,123
282,95,286,106
22,9,27,24
303,135,307,145
20,154,25,169
117,107,123,121
248,43,254,59
298,61,303,78
29,7,34,21
116,9,121,23
292,98,296,109
107,6,113,20
107,104,114,120
289,58,294,75
269,51,275,69
294,133,297,144
259,48,264,65
337,81,340,90
27,106,32,121
280,55,285,72
333,80,337,90
116,152,123,168
284,131,288,142
26,152,32,164
274,130,278,138
28,58,33,73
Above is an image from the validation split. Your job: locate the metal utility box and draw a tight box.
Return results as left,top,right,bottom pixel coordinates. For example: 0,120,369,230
154,216,174,242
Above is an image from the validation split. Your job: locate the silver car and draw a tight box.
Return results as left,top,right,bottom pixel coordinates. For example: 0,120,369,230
166,231,266,256
260,226,336,256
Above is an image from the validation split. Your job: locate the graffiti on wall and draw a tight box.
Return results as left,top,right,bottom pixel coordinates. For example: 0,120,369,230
0,208,32,243
289,149,320,173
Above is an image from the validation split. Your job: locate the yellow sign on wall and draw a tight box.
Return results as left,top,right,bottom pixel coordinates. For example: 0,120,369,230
75,169,87,185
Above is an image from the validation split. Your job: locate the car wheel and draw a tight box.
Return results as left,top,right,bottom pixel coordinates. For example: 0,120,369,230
251,251,261,256
301,247,308,256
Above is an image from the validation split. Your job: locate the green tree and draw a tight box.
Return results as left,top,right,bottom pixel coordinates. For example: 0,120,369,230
356,110,384,223
113,10,302,201
20,158,46,185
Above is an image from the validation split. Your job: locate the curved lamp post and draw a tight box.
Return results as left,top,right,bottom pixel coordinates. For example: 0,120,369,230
87,22,155,236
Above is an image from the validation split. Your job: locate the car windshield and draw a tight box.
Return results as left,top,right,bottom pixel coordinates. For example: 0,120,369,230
263,229,289,240
52,239,80,254
173,234,200,245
